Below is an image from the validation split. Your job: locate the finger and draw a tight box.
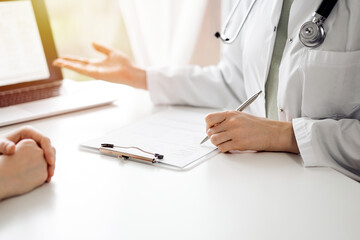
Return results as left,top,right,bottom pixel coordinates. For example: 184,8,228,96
92,42,113,56
53,58,86,69
59,56,102,65
52,59,63,68
39,141,56,167
205,112,227,129
209,132,232,146
53,59,98,77
217,140,236,153
46,164,55,183
207,120,230,136
15,127,56,166
60,56,91,64
0,139,15,154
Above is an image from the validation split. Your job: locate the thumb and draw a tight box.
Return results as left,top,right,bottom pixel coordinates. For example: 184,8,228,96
0,139,16,154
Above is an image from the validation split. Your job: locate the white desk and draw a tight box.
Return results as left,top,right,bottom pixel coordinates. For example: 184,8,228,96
0,84,359,240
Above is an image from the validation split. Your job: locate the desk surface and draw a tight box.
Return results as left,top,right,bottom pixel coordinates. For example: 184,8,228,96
0,83,359,240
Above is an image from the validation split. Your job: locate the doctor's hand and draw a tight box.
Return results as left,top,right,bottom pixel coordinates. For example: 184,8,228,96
205,111,300,154
0,126,56,182
53,42,147,89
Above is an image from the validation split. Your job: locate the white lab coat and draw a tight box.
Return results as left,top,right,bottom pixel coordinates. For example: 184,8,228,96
146,0,360,181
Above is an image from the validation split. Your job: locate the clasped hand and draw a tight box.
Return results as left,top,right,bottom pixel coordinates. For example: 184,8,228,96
0,127,56,200
0,127,56,182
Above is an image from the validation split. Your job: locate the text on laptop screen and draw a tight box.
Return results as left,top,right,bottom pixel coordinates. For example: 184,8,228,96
0,0,50,86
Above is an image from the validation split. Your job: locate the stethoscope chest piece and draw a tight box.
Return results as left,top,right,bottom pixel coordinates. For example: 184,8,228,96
299,0,338,48
299,19,325,48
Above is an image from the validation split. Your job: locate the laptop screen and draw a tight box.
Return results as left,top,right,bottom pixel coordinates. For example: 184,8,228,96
0,0,62,87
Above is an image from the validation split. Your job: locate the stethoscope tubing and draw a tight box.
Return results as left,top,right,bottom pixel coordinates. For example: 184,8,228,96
316,0,338,19
217,0,338,48
217,0,257,44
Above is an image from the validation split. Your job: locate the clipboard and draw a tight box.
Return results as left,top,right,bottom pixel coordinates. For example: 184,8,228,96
80,107,219,170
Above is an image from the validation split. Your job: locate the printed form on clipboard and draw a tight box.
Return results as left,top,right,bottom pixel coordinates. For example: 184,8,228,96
80,107,219,170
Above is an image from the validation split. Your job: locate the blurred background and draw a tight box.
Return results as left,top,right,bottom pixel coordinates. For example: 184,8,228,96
45,0,221,81
45,0,132,81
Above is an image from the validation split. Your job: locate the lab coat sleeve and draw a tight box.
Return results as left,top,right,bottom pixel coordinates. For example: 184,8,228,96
146,60,247,109
293,117,360,181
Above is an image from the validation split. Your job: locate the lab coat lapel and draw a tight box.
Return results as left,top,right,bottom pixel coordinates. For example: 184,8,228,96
241,0,283,117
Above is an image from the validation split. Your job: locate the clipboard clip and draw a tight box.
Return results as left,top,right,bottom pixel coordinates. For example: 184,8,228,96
99,143,164,164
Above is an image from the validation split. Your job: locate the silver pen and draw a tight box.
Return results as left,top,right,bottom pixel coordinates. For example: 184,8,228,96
200,90,263,144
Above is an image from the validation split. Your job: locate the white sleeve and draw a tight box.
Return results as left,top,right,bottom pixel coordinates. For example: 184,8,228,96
293,117,360,181
146,60,247,109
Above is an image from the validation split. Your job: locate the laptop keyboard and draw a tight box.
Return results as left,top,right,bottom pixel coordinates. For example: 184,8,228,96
0,82,60,107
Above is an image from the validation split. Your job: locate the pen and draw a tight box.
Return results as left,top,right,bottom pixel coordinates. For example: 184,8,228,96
200,90,262,144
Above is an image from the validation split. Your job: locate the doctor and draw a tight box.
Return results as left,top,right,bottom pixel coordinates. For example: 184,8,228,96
54,0,360,181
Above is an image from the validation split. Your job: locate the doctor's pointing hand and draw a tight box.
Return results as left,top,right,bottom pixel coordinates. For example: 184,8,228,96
54,0,360,181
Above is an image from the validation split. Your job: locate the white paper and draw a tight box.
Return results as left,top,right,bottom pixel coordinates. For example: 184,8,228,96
81,107,218,168
0,1,50,86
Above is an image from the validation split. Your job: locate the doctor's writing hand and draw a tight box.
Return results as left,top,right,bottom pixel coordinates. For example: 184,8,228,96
205,111,300,154
53,42,147,89
0,126,56,182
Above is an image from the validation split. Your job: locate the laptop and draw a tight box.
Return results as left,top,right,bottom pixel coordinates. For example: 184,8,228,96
0,0,118,127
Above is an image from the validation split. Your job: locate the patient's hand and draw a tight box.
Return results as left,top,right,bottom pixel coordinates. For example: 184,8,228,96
0,139,48,200
53,42,147,90
0,126,56,182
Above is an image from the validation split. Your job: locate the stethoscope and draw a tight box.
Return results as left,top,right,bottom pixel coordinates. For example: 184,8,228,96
215,0,338,48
